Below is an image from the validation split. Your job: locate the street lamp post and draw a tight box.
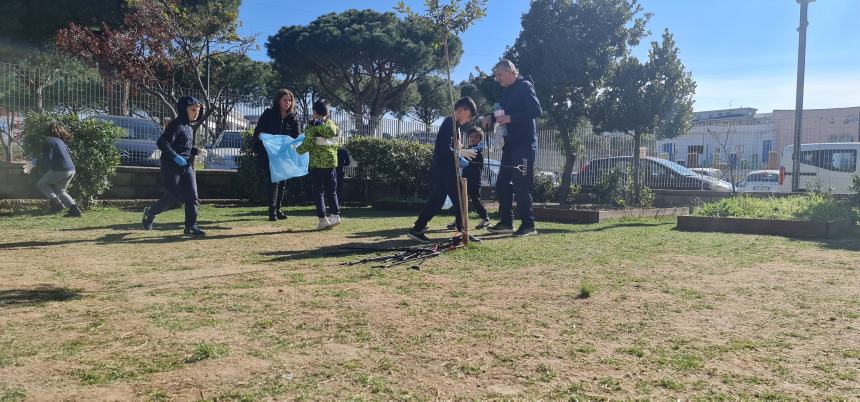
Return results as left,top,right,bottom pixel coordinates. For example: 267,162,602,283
792,0,814,192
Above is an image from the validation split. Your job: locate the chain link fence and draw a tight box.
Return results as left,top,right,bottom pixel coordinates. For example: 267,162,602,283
3,61,858,193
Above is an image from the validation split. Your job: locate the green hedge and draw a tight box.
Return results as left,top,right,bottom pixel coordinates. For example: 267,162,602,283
694,193,858,222
346,136,433,199
591,167,655,208
21,112,122,207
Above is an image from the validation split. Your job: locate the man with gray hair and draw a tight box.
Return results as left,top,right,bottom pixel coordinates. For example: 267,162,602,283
481,59,542,237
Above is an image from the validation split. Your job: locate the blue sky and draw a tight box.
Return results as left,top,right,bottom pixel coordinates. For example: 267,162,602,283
237,0,860,113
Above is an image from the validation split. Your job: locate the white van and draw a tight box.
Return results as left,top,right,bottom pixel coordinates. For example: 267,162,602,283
739,170,780,193
778,143,860,193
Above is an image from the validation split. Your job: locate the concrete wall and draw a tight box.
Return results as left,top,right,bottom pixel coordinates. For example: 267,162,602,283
0,163,239,200
0,162,386,203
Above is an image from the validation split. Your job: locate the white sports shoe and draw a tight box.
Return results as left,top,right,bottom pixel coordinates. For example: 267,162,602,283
317,217,332,230
328,214,342,227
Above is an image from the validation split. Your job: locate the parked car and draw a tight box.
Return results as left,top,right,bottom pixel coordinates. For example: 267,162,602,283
575,156,733,192
738,170,780,193
779,142,860,193
480,158,500,187
89,115,162,167
402,130,437,145
691,167,723,180
204,130,243,170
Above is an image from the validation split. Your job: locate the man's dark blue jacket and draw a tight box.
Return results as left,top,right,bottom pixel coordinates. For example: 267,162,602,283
490,76,542,150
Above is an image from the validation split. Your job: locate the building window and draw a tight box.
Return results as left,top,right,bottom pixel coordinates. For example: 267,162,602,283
798,149,857,172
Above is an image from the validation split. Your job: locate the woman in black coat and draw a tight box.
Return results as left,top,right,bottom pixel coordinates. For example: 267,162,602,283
253,89,301,221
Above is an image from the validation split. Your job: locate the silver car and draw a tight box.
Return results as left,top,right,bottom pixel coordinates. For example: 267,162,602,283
90,115,162,167
204,130,243,170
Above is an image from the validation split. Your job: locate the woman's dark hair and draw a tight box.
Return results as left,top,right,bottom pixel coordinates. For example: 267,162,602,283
271,89,295,114
48,122,73,143
454,96,477,117
312,99,329,117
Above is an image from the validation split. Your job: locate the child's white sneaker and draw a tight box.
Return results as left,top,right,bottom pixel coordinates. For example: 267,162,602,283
317,217,332,230
328,214,342,227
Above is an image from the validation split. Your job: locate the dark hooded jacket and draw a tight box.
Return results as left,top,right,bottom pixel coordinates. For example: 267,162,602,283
252,107,301,154
487,76,542,150
158,96,203,165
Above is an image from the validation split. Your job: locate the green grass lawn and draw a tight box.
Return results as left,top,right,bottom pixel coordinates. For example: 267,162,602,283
0,205,858,400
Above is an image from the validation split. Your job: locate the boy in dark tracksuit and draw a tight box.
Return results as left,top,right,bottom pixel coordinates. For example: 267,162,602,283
447,127,490,230
407,97,480,244
141,96,207,236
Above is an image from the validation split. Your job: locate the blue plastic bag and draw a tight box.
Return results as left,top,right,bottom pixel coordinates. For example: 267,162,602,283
260,133,309,183
442,196,453,210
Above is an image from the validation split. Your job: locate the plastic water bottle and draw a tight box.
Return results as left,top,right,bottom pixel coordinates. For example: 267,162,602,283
493,102,507,143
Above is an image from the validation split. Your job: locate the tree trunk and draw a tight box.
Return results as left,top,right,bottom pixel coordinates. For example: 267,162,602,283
442,34,467,244
1,115,12,161
120,80,130,116
556,126,575,205
104,79,130,116
632,131,642,206
558,153,577,205
34,85,45,112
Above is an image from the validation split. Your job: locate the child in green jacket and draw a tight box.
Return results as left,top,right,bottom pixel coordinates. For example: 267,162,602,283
296,99,341,230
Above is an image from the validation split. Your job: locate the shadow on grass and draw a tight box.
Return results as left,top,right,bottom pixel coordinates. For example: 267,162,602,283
260,237,422,263
59,219,250,232
0,285,81,307
1,208,61,218
0,227,320,250
787,226,860,252
261,226,583,263
585,221,673,232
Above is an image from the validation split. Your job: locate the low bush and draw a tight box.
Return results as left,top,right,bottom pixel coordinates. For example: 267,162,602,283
694,193,858,222
346,136,432,199
21,112,123,207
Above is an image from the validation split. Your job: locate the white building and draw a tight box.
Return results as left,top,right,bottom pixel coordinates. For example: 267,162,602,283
657,108,776,171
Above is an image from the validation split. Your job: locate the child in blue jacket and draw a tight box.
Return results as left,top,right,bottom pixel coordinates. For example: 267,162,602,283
141,96,208,236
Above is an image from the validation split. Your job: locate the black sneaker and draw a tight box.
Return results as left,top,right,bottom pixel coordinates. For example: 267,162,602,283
467,234,483,244
486,222,514,234
141,207,154,230
407,228,432,244
512,226,537,237
446,220,457,230
475,218,490,230
65,204,82,217
276,209,288,220
48,198,64,213
184,227,206,237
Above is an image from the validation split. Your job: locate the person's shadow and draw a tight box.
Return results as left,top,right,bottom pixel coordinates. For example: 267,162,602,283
0,285,81,308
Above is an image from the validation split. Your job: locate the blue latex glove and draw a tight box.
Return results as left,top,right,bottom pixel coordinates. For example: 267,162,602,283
31,158,37,166
459,157,469,168
173,155,188,167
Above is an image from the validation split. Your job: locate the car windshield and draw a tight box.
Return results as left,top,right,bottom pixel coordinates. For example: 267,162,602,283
217,132,243,148
651,158,696,176
95,116,162,141
748,173,779,182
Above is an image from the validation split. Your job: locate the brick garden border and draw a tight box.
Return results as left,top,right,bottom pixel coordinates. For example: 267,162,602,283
676,215,855,238
533,205,691,224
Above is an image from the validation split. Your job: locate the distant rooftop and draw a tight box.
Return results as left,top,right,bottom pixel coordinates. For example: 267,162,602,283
693,108,758,121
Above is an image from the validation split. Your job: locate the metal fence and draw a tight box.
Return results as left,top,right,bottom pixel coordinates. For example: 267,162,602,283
0,61,441,172
3,61,858,193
